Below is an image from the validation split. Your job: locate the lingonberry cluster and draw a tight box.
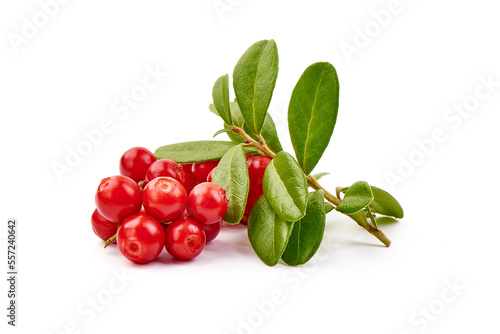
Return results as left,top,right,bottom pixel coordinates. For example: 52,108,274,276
91,146,270,264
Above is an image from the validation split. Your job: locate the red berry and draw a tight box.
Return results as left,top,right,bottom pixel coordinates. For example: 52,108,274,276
119,147,156,182
181,164,197,193
202,219,222,242
179,208,189,218
247,156,272,191
186,182,228,225
116,213,165,264
95,175,142,223
192,160,219,184
206,167,216,182
91,208,118,241
165,217,206,260
240,156,272,225
145,159,185,184
143,177,187,222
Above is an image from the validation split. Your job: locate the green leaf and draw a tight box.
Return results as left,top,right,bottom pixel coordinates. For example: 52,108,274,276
338,185,404,219
365,205,378,228
222,102,245,142
282,190,326,266
324,202,335,213
336,181,373,214
233,39,279,134
261,113,283,153
210,102,242,127
229,101,244,127
288,62,340,175
209,103,219,116
369,186,404,219
213,128,232,138
311,172,330,180
347,210,371,230
376,216,399,225
212,74,232,124
248,196,295,266
155,141,256,163
212,144,249,224
263,151,308,222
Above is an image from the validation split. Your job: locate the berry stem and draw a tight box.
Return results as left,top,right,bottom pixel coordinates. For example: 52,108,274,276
231,125,392,247
104,234,116,248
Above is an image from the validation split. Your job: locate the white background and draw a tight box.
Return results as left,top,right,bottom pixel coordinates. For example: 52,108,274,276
1,1,499,333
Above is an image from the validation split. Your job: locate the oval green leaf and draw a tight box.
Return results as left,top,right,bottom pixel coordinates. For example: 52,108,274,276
209,103,219,116
229,101,244,127
282,190,326,266
336,181,373,214
288,62,340,175
212,144,249,224
210,101,242,127
212,74,231,124
311,172,330,181
233,39,279,134
369,186,404,219
324,202,335,213
213,128,232,138
263,151,308,222
155,141,256,163
347,210,371,230
223,101,246,142
248,196,295,266
261,113,283,153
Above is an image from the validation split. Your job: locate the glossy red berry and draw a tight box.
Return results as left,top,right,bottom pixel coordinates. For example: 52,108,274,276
186,182,228,225
240,156,272,225
116,213,165,264
247,156,272,191
145,159,185,184
95,175,142,223
142,177,187,222
206,167,216,182
202,219,222,242
91,208,118,241
181,164,197,193
179,208,189,218
191,160,219,184
119,147,156,182
165,217,206,260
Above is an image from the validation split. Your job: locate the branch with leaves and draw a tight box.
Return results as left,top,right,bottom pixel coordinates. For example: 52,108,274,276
155,39,404,266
